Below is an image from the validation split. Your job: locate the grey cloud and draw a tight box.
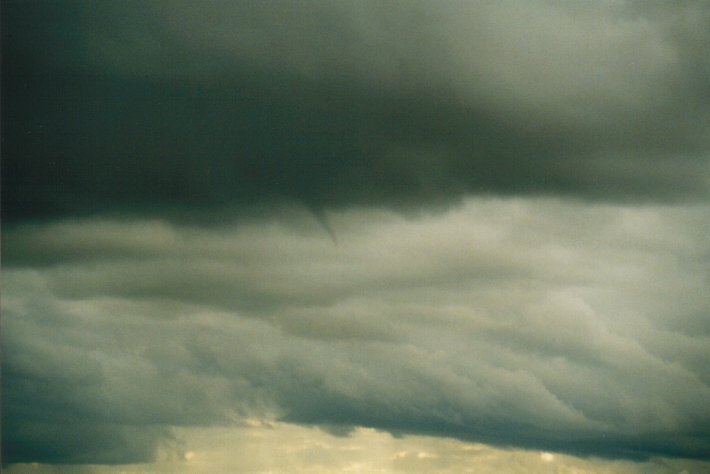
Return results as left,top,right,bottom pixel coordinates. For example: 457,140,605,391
3,199,709,464
3,0,709,467
3,1,709,223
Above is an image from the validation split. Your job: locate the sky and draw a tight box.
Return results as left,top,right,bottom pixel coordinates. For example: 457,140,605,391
2,1,710,472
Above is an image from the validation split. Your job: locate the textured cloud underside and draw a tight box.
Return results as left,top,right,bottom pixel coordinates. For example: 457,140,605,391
3,1,710,468
4,199,709,463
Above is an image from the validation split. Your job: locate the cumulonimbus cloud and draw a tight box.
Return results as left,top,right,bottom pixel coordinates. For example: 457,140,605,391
3,1,709,223
3,199,710,464
3,1,710,468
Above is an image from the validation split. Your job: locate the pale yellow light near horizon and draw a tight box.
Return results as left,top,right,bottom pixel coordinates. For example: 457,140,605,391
5,422,707,474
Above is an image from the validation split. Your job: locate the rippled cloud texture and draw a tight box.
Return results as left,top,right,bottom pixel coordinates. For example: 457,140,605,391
4,201,710,469
2,0,710,472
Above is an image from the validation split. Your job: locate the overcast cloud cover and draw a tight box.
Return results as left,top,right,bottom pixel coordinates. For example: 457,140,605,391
4,0,710,221
2,0,710,472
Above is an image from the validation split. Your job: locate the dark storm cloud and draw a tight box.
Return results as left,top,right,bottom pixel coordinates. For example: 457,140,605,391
3,200,710,464
3,0,710,469
3,0,709,223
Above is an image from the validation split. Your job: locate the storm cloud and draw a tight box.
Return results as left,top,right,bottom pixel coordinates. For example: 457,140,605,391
4,199,710,465
3,0,709,223
3,1,710,471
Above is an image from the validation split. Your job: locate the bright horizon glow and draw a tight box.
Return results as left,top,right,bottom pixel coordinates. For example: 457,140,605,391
5,422,708,474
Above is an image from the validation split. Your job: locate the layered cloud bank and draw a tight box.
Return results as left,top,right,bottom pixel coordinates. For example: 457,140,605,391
4,199,710,465
3,1,710,471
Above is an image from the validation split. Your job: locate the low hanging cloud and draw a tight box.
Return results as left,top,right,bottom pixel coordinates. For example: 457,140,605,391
3,0,709,223
3,1,710,470
3,199,710,464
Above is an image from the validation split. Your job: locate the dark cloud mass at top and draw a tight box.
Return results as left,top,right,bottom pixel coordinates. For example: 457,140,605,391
3,0,710,470
3,0,709,222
